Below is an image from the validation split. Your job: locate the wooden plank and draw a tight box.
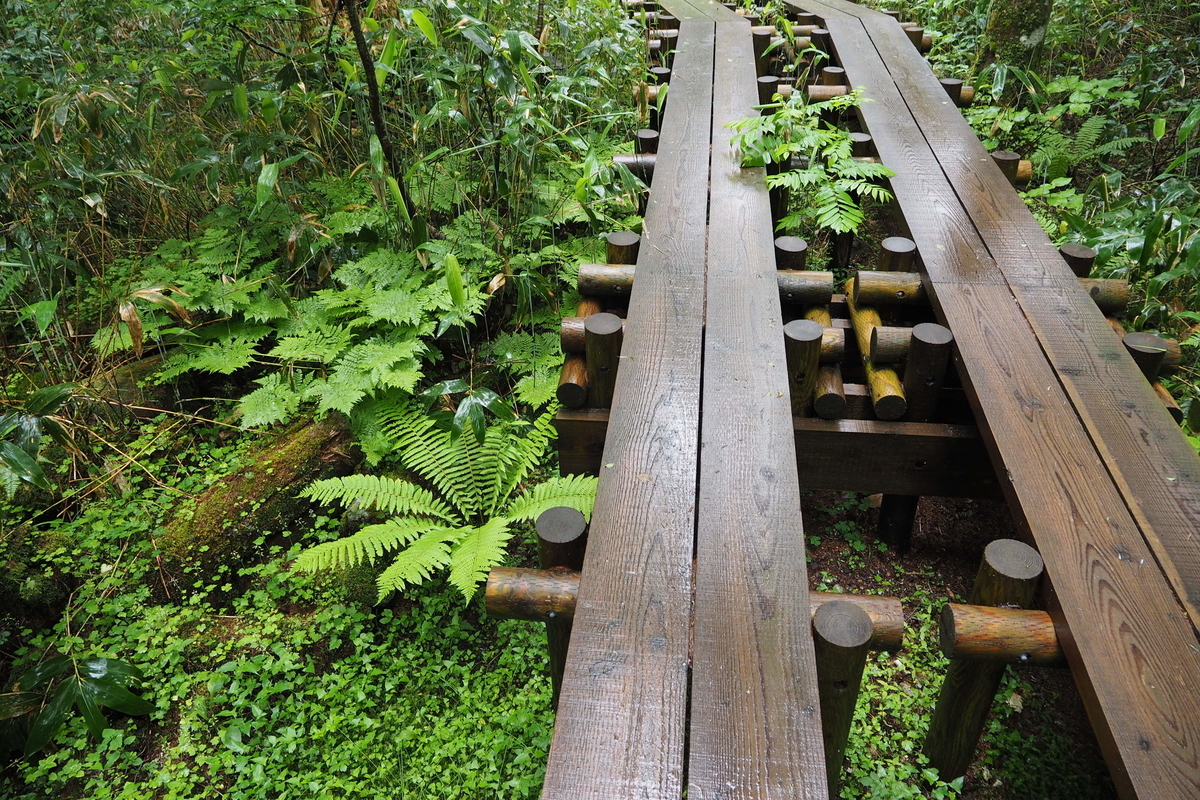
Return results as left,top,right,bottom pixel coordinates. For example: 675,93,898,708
557,409,999,497
540,20,715,799
688,21,828,798
851,9,1200,629
793,418,998,498
786,6,1200,795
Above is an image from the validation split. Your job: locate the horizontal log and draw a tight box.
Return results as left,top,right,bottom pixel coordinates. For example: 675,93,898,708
557,356,588,408
853,270,926,305
870,326,912,364
485,566,904,651
1078,277,1129,314
562,316,841,363
846,278,907,420
808,85,849,102
581,263,835,304
613,152,655,181
553,408,999,497
939,603,1064,667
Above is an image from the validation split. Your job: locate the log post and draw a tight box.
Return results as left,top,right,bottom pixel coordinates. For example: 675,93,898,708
904,25,924,49
1058,242,1096,278
877,324,954,553
813,600,874,796
557,298,602,407
535,507,589,710
752,27,772,76
1123,331,1169,382
869,326,912,363
939,78,963,104
775,236,808,270
849,132,874,159
606,231,640,265
924,539,1044,780
805,306,848,419
991,150,1021,186
785,319,825,415
635,129,659,154
940,604,1064,667
585,313,624,407
757,75,780,106
878,236,917,272
846,277,907,420
821,65,846,85
648,65,671,84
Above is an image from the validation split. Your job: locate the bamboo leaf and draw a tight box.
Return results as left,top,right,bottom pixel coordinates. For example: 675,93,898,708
411,10,439,47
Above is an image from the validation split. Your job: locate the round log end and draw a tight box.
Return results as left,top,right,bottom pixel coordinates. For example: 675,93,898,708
757,75,780,105
983,539,1044,582
873,393,908,421
585,311,624,337
636,128,660,155
849,131,874,158
814,390,849,420
1059,242,1097,277
912,322,953,347
606,231,641,264
813,600,874,648
784,318,825,344
536,506,588,544
774,236,808,270
648,65,671,84
556,381,587,408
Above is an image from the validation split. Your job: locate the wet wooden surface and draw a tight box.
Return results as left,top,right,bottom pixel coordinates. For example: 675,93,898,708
788,2,1200,795
539,19,714,799
688,19,827,798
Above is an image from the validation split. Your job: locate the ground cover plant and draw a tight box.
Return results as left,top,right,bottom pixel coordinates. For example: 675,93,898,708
1,0,1194,795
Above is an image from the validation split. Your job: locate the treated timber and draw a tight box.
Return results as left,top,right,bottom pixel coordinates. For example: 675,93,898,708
539,20,714,798
555,409,998,498
687,19,826,798
857,8,1200,630
787,3,1200,794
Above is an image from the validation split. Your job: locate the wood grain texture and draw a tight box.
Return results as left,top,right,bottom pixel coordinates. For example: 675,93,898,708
835,0,1200,636
540,21,715,799
787,6,1200,794
688,20,827,799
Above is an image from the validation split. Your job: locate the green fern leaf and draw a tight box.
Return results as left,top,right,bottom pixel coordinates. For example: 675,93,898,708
379,405,483,517
375,526,466,601
447,518,512,601
293,517,441,571
505,474,598,523
300,474,457,521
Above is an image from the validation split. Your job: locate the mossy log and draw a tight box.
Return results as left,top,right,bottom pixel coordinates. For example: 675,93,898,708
160,416,358,565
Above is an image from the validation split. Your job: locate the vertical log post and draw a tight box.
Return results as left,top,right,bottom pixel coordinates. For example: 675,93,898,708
813,600,874,796
1059,243,1097,278
785,319,825,415
878,236,916,272
557,297,603,408
606,231,640,265
585,312,624,408
924,539,1044,780
536,506,589,711
991,151,1021,186
846,278,907,420
877,324,955,553
752,27,773,77
1123,332,1168,382
805,305,848,419
636,129,660,154
939,77,963,103
775,236,808,271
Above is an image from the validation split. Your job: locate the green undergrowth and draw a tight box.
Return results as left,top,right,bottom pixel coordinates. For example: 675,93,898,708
0,423,554,798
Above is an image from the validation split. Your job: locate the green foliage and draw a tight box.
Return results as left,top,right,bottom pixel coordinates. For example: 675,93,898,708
1029,116,1146,181
0,383,78,496
295,405,597,601
729,91,896,235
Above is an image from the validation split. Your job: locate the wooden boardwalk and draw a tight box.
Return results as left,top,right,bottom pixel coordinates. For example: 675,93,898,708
537,1,1200,797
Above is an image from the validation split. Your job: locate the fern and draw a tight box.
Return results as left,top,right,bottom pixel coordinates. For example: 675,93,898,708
300,474,455,520
296,405,598,602
1031,116,1147,181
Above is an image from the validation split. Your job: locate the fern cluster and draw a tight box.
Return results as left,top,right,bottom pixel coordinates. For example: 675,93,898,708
728,90,896,234
293,404,597,602
1029,115,1145,181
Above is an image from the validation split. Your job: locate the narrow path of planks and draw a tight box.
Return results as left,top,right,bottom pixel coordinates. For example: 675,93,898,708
544,4,829,797
689,18,826,798
787,2,1200,795
539,19,713,798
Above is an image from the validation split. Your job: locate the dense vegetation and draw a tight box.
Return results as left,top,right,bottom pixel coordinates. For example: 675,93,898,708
1,0,1195,795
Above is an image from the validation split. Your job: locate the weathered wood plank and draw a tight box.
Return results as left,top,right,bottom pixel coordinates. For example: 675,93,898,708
787,5,1200,795
852,8,1200,630
540,20,715,799
688,20,827,798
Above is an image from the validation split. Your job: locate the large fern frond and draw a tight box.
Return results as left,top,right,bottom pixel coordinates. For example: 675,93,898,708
378,404,483,517
375,526,467,601
300,474,457,521
505,474,599,523
481,411,556,516
292,517,441,572
447,518,512,602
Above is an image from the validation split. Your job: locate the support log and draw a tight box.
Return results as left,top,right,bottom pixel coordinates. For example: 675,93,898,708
584,313,623,408
846,277,907,420
939,604,1064,667
813,601,873,797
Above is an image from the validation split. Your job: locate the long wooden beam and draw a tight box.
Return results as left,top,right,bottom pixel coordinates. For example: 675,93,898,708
539,19,714,798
